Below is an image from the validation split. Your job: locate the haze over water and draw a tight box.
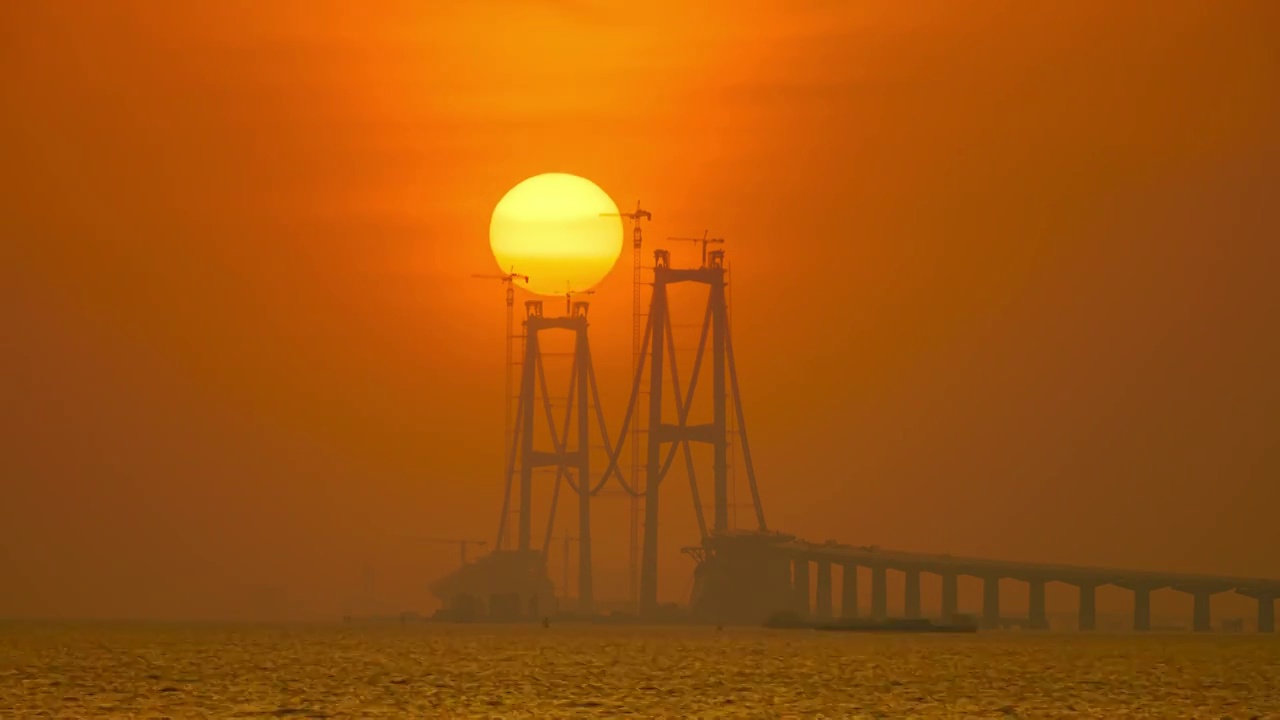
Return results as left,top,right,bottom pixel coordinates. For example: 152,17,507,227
3,623,1278,718
4,3,1280,716
4,2,1278,623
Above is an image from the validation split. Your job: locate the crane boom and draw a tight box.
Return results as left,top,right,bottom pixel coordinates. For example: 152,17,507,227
563,284,596,314
667,231,725,268
472,272,530,283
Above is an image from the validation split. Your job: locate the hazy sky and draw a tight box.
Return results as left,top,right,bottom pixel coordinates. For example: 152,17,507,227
2,1,1278,621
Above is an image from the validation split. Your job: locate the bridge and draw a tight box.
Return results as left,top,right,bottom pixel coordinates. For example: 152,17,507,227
687,530,1280,632
437,232,1279,632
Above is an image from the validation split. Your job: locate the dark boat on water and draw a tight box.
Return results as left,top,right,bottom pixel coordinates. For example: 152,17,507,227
764,612,978,633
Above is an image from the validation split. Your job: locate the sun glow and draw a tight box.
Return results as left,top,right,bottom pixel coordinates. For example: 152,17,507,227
489,173,624,296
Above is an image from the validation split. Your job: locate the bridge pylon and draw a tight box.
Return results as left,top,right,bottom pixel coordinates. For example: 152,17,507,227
624,247,768,615
492,299,611,613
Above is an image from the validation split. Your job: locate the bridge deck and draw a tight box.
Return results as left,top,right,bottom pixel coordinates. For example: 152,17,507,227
714,532,1280,594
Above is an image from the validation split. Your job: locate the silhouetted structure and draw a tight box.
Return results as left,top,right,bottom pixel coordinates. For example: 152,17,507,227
435,298,615,618
686,534,1280,632
637,247,767,613
472,268,529,546
600,201,652,606
444,241,1280,632
505,300,596,611
428,549,555,621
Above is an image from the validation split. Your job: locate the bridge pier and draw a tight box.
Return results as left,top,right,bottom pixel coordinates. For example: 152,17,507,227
1133,587,1151,632
871,566,887,621
793,558,810,616
1173,584,1228,632
1193,589,1211,632
904,569,921,619
815,561,832,620
747,541,1280,633
1078,583,1097,631
941,572,958,622
841,564,858,618
1237,589,1276,633
982,576,1000,629
1028,579,1048,630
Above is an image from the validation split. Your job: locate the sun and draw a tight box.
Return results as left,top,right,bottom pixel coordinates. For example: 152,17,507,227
489,173,624,297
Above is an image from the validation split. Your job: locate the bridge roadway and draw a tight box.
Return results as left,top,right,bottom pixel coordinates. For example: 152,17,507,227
700,531,1280,632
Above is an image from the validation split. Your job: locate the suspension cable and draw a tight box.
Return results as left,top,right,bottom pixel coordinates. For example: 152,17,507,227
725,314,767,530
494,380,526,550
542,355,578,553
665,310,708,539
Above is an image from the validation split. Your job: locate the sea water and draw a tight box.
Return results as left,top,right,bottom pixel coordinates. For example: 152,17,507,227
2,622,1278,717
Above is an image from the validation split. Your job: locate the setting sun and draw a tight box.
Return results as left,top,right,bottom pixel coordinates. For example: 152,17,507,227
489,173,624,296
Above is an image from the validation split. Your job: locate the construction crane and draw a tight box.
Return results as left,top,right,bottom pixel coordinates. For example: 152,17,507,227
411,537,489,568
599,201,651,609
472,268,529,548
564,284,595,315
667,230,725,268
600,201,653,255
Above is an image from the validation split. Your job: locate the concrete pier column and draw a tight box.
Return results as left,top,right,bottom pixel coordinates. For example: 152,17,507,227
941,572,958,622
841,564,859,618
793,558,810,616
904,570,921,619
1133,587,1151,632
981,576,1000,629
1028,579,1048,630
1193,590,1211,632
871,566,887,621
1254,594,1274,627
815,561,833,620
1259,596,1275,633
1079,583,1097,631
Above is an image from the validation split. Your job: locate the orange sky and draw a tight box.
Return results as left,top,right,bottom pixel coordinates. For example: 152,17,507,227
2,1,1278,621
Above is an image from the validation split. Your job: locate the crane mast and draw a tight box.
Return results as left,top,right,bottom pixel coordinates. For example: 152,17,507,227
600,201,651,609
471,269,529,549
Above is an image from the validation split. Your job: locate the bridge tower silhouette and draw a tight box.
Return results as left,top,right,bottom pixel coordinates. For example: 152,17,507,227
494,298,620,613
441,238,1280,632
596,246,768,615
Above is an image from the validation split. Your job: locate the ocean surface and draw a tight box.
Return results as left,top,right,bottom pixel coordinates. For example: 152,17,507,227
2,621,1278,718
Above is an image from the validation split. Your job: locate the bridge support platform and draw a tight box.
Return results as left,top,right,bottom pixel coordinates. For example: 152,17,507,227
688,532,796,625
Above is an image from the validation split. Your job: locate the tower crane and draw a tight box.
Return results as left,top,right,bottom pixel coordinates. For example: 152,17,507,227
667,230,725,268
599,201,652,609
600,201,652,255
471,268,529,548
564,284,595,315
410,537,489,568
